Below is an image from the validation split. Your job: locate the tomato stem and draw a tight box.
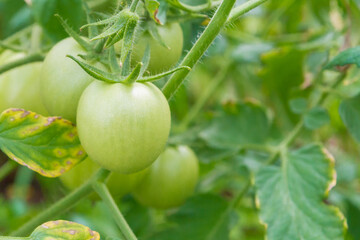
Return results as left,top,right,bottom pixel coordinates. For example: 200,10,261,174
0,54,44,75
10,168,111,237
161,0,240,100
176,62,232,132
129,0,139,12
29,24,42,54
93,182,138,240
226,0,269,24
0,161,17,183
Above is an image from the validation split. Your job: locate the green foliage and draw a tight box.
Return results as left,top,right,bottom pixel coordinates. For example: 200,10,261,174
339,94,360,142
147,194,231,240
31,0,86,41
2,0,360,239
325,47,360,69
0,109,86,177
256,144,346,240
304,107,330,130
200,101,270,149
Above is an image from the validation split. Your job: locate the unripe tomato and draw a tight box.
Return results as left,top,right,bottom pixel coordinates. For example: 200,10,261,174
133,145,199,209
77,81,171,174
40,37,103,123
116,22,183,74
60,157,148,198
0,50,48,115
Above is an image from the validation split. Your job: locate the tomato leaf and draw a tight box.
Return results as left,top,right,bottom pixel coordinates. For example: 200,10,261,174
31,0,86,42
255,144,346,240
289,97,308,114
30,220,100,240
147,194,231,240
325,46,360,69
304,107,330,130
339,94,360,142
200,101,270,149
0,109,87,177
144,0,161,24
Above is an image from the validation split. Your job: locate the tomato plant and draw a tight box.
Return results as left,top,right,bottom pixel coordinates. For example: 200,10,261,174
0,51,47,115
60,157,148,198
1,0,358,240
77,81,171,174
133,145,199,209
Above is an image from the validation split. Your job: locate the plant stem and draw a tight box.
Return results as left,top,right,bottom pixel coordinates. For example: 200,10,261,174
0,54,44,75
205,180,251,239
266,72,348,165
227,0,269,24
29,24,42,54
10,168,111,237
177,62,232,131
93,182,137,240
129,0,139,12
162,0,237,100
0,161,17,182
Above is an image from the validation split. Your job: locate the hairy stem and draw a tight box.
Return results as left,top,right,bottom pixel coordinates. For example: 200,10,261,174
129,0,139,12
10,168,111,237
0,161,17,183
227,0,269,24
93,182,137,240
0,54,44,75
162,0,237,100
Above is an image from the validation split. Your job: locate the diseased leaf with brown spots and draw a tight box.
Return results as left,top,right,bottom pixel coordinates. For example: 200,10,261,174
0,109,87,177
144,0,161,24
30,220,100,240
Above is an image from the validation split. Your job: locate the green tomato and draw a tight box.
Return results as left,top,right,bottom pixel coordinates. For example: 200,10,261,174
77,81,171,174
117,22,183,74
0,50,48,115
133,145,199,209
40,37,102,123
60,157,148,198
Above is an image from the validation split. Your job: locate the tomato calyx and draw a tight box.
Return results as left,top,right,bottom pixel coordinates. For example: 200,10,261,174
67,53,191,85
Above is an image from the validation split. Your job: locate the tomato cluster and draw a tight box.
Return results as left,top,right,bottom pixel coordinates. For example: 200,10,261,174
0,21,198,209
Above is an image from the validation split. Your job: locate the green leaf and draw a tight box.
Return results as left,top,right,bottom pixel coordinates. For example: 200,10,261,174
30,220,100,239
325,46,360,69
31,0,86,41
200,101,270,149
259,48,305,124
231,43,273,64
147,194,231,240
339,94,360,142
0,109,87,177
289,97,308,114
304,107,330,130
144,0,161,24
256,144,346,240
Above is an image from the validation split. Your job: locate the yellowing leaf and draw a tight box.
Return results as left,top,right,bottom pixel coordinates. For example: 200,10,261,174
30,220,100,240
256,144,346,240
0,109,87,177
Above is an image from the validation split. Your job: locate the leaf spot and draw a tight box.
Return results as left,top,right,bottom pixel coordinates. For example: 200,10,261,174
21,111,30,118
63,229,77,235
